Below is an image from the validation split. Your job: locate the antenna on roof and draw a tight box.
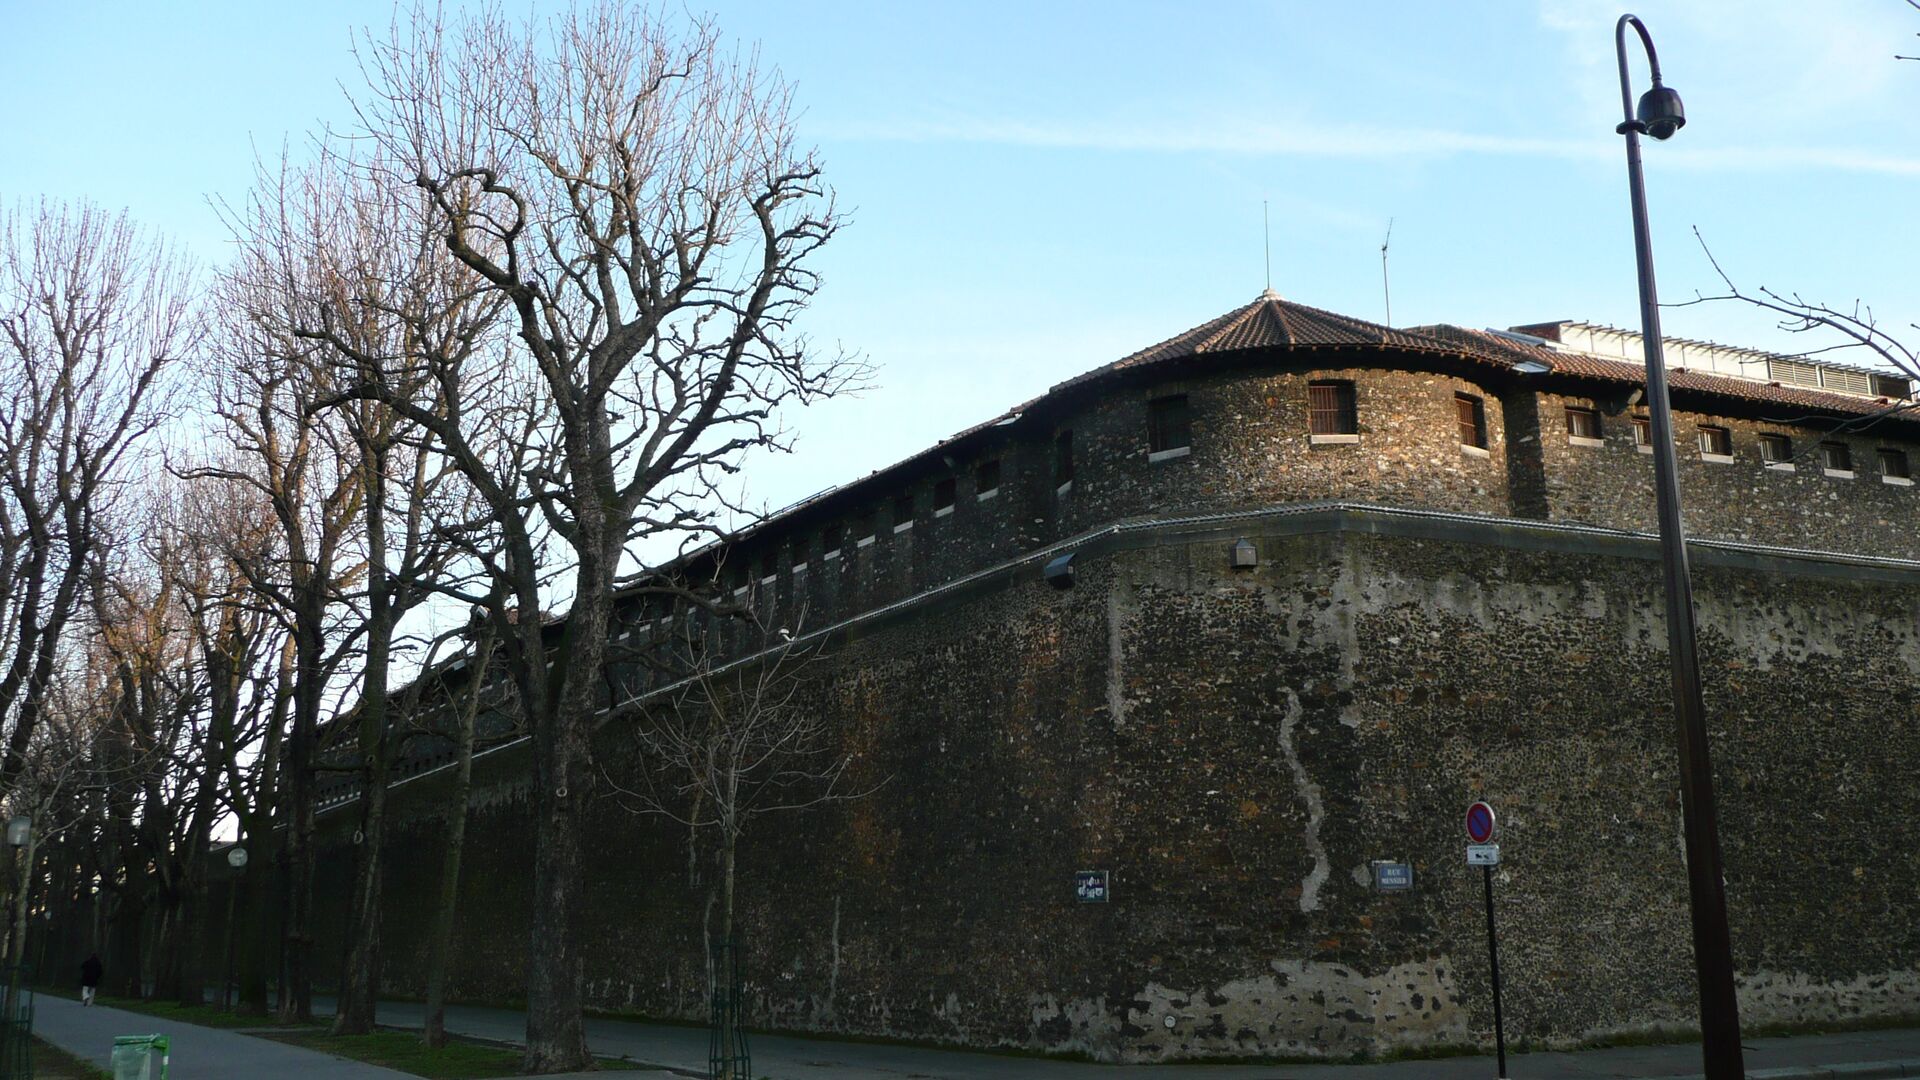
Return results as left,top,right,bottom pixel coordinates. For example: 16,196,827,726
1263,200,1272,292
1380,217,1395,326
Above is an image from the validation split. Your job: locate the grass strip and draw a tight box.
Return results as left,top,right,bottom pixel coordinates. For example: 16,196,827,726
258,1029,643,1078
31,1036,112,1080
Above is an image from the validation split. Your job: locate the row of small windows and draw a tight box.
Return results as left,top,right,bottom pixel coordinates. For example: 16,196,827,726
1154,383,1492,450
1574,408,1912,481
734,447,1038,591
736,393,1920,594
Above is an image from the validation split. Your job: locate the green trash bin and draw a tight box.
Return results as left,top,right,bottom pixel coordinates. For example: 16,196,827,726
111,1034,169,1080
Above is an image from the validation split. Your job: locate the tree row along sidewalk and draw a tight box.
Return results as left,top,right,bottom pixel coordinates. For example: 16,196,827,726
6,0,859,1074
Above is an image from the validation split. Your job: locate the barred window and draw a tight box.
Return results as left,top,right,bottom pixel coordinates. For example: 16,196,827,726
1879,448,1910,479
821,523,843,558
1308,381,1357,436
933,477,956,513
1147,395,1191,454
1697,425,1732,457
975,459,1001,497
1758,434,1791,465
1455,393,1487,449
893,494,914,530
1566,406,1601,440
1631,416,1652,448
1821,442,1853,472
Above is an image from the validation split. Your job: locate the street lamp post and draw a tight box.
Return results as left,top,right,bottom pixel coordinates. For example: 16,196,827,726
1613,14,1745,1079
5,815,30,1022
222,846,248,1009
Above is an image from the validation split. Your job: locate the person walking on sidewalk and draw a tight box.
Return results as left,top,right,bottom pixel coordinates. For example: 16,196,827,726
79,954,102,1006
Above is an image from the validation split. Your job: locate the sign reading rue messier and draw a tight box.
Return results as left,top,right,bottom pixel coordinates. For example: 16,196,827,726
1075,870,1110,903
1372,861,1413,891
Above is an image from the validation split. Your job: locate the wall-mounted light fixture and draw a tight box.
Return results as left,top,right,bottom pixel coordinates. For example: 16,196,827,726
1230,538,1257,568
1044,552,1076,590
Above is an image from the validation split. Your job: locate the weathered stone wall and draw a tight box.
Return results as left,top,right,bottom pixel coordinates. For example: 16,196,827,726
671,359,1920,653
1534,390,1920,559
583,369,1920,741
1055,364,1512,533
703,358,1522,637
299,513,1920,1062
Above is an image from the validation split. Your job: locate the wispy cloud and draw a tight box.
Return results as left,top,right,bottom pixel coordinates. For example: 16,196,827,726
820,115,1920,177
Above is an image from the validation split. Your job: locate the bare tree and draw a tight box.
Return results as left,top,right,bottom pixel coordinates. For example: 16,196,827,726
1680,230,1918,449
226,146,508,1037
166,466,292,1016
421,591,510,1049
187,210,371,1020
0,200,190,805
336,4,860,1067
609,608,870,1079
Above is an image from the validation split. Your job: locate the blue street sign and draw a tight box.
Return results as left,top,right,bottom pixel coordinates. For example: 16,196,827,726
1373,861,1413,891
1075,870,1110,903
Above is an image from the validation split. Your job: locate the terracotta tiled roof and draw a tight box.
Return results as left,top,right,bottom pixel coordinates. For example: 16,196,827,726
1051,289,1496,394
1425,326,1915,422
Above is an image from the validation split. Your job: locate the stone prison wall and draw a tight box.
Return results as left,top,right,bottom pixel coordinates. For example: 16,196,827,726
275,510,1920,1063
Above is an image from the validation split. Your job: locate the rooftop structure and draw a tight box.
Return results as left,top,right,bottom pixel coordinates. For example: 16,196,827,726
1510,319,1914,401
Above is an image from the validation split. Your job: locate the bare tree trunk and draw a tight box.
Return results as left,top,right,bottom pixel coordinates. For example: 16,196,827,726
235,837,275,1015
277,608,324,1025
423,624,495,1049
238,646,287,1018
176,626,237,1008
717,829,739,1080
522,559,610,1072
335,456,393,1035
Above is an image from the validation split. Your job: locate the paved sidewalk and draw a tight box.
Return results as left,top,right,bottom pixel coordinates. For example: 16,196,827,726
37,995,678,1079
36,995,415,1079
341,997,1920,1079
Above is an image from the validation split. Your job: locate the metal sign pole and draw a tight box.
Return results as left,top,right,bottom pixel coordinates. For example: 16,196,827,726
1483,863,1508,1080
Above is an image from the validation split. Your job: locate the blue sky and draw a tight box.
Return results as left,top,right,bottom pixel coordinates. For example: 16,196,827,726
5,0,1917,516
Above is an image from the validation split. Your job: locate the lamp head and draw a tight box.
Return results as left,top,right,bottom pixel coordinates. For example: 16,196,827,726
6,815,28,848
1637,84,1686,140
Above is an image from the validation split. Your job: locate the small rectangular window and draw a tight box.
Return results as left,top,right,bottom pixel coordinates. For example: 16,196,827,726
1566,406,1601,440
1631,416,1652,451
1879,447,1911,480
1758,433,1792,466
1821,441,1853,474
1147,394,1191,456
1455,393,1487,450
932,477,956,515
1055,431,1074,488
1308,381,1358,437
790,537,809,574
1697,425,1732,458
975,459,1001,498
821,523,843,559
855,512,876,547
758,551,777,583
892,495,914,531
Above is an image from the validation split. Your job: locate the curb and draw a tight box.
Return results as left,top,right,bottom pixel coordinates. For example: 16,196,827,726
1669,1061,1920,1080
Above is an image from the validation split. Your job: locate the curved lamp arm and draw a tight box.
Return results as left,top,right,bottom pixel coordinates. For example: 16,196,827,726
1615,14,1664,134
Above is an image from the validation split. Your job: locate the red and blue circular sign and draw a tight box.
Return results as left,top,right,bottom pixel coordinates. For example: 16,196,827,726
1466,801,1498,844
